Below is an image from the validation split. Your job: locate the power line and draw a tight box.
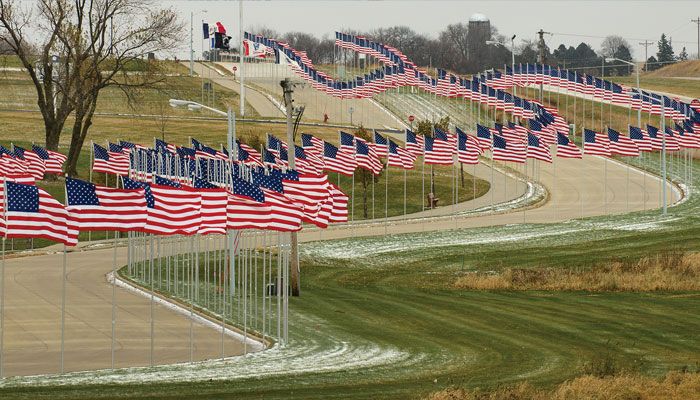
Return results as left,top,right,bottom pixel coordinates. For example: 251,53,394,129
692,17,700,60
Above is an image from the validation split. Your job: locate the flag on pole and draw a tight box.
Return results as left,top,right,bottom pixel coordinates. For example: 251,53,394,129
66,177,147,232
583,129,611,156
423,136,453,165
122,177,202,235
405,129,424,157
13,146,45,179
388,139,415,169
32,145,65,175
645,125,669,151
526,133,553,162
492,134,526,163
629,126,653,152
93,143,130,175
355,138,383,175
187,177,228,235
476,124,493,151
373,131,389,157
457,130,480,164
607,128,640,156
322,142,356,176
2,180,77,245
556,133,583,158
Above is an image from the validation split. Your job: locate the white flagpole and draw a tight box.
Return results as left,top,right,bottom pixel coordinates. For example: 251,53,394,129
384,163,389,235
60,243,67,373
403,168,407,217
111,230,117,369
0,237,4,378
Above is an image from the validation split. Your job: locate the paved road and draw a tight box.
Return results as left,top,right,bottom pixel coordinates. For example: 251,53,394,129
188,62,285,118
0,245,249,377
0,151,679,377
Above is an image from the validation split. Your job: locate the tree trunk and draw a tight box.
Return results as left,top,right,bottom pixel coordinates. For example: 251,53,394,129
66,96,98,177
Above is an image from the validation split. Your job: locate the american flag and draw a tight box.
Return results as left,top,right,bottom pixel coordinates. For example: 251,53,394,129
13,146,45,179
187,177,228,235
665,126,696,149
607,128,639,156
236,141,264,166
405,129,424,156
423,135,453,165
629,126,653,152
583,129,611,156
355,138,383,175
457,131,480,164
93,143,130,176
645,125,670,151
192,138,227,160
291,145,323,176
434,127,457,154
493,134,526,163
155,139,176,154
476,124,493,151
328,183,348,223
373,131,389,157
2,180,77,245
302,133,324,155
499,123,525,143
388,139,414,169
32,145,65,175
556,133,583,158
254,172,303,232
226,190,271,231
526,133,552,162
339,131,357,160
282,173,333,228
0,148,27,177
65,177,146,233
323,141,356,176
674,124,700,149
122,177,201,235
661,125,681,151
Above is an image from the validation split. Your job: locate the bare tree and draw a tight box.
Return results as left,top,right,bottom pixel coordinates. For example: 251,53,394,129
601,35,633,59
0,0,184,176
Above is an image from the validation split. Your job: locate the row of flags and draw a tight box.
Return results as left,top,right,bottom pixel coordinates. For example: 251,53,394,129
0,144,66,179
245,32,561,122
482,63,699,123
249,31,700,129
0,137,352,246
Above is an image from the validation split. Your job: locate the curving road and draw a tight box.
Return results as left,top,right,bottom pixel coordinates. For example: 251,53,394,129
0,147,680,377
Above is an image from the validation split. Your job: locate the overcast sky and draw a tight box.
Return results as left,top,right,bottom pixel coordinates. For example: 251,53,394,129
166,0,700,61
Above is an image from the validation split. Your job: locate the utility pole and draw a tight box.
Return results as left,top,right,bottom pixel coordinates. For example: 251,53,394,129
639,40,653,71
692,17,700,60
281,78,300,296
536,29,550,102
189,11,194,76
239,0,245,116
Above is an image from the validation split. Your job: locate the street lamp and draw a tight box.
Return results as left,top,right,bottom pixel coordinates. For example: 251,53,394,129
169,98,236,160
486,35,517,97
604,58,666,215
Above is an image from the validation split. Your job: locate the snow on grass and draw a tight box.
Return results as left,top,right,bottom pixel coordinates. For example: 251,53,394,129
0,312,418,388
302,213,683,260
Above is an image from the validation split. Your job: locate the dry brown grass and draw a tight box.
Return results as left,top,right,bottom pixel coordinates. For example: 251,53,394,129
454,251,700,292
428,371,700,400
645,60,700,78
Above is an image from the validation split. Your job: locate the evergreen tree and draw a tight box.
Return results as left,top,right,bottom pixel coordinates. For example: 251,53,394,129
656,33,675,65
678,47,688,61
646,56,659,71
613,44,633,76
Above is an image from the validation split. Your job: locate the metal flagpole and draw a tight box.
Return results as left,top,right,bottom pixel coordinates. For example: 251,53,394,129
111,231,117,369
403,168,407,217
384,163,389,234
60,244,67,373
604,156,608,214
149,235,155,366
0,238,4,378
